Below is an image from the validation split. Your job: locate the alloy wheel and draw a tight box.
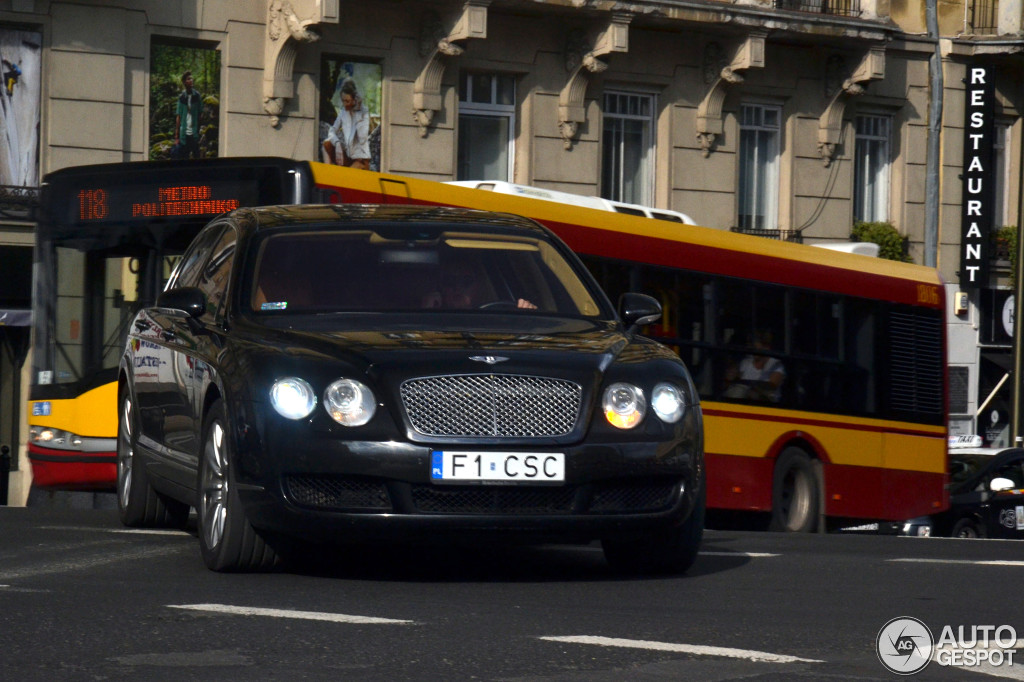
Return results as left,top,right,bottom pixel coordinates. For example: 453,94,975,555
201,421,228,550
117,396,134,510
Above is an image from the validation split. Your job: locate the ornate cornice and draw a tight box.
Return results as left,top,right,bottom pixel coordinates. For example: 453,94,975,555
817,46,885,166
696,31,766,158
413,1,490,138
557,13,631,151
263,0,338,127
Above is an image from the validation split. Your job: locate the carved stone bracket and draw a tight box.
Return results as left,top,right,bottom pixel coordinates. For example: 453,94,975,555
263,0,338,127
817,47,885,167
695,32,767,158
558,13,631,151
413,1,490,137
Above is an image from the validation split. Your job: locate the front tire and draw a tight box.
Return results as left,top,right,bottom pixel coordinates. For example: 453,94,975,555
951,517,983,539
197,400,278,572
769,447,819,533
602,484,705,575
117,385,189,528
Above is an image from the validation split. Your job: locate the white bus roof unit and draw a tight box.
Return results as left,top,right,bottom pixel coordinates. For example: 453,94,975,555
445,180,697,225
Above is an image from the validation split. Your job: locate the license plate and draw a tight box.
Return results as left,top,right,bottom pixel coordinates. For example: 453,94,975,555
430,451,565,483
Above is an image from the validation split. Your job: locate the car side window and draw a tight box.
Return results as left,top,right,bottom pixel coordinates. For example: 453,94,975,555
196,226,237,322
991,461,1024,490
167,225,225,291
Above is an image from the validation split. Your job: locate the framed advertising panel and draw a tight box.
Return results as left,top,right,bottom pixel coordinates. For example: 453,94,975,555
319,58,381,171
0,27,41,187
149,42,221,161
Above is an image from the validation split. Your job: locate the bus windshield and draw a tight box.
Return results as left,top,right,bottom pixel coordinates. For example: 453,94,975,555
30,158,310,398
33,244,177,390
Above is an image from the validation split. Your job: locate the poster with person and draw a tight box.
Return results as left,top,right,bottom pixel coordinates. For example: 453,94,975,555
319,58,381,171
149,42,221,160
0,27,41,187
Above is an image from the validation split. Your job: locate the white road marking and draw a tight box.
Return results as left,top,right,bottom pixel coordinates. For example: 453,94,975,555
889,558,1024,567
700,551,780,558
167,603,414,625
39,526,191,537
539,635,824,664
0,545,183,581
553,546,778,558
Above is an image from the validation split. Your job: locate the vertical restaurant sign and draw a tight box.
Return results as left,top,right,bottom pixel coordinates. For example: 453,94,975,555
960,64,995,289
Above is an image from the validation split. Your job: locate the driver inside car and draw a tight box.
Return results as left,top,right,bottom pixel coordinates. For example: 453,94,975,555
423,259,536,310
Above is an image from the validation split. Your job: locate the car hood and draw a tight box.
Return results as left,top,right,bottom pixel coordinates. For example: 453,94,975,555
235,316,674,381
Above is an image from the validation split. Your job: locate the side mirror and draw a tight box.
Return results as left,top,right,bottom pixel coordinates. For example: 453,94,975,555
619,292,662,331
990,477,1016,492
157,287,206,319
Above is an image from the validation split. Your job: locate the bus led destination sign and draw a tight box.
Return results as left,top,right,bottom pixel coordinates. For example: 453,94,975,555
74,182,246,224
132,185,240,217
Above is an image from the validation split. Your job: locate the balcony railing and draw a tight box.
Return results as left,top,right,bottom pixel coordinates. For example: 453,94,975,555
969,0,999,34
731,226,804,243
774,0,862,17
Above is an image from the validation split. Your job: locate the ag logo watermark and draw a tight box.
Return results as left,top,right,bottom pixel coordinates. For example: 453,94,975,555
877,617,933,675
877,618,1019,675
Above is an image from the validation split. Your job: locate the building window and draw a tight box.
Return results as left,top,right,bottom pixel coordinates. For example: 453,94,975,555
853,114,891,223
602,91,655,206
738,103,781,231
994,122,1011,228
457,73,515,181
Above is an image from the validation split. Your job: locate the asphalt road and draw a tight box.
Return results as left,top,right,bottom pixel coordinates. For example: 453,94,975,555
2,506,1023,681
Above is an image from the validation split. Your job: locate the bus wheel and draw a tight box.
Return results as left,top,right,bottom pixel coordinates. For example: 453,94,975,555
769,447,819,533
602,485,705,575
197,401,278,572
117,386,189,528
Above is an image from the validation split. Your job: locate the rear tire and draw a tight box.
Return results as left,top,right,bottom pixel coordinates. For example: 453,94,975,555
769,447,819,533
117,385,189,528
602,484,705,575
197,400,278,572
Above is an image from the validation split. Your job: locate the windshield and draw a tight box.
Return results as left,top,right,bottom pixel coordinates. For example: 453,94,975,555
250,228,606,317
949,453,997,486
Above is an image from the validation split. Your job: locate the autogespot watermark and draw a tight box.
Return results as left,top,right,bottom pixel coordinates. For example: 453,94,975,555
876,617,1019,675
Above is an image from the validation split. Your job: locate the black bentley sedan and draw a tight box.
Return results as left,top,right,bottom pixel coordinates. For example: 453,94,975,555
118,204,704,573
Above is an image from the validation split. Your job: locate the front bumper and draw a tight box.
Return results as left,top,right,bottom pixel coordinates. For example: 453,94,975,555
235,434,702,544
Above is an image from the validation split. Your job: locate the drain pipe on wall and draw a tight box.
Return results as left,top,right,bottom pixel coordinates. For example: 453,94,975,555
924,0,942,269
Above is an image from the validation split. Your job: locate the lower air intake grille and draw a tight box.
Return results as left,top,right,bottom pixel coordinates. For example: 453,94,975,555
411,485,577,514
285,475,392,511
590,478,681,513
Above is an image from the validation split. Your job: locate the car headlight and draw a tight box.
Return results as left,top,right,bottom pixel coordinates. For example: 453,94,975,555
603,382,646,429
270,377,317,419
324,378,376,427
651,383,685,423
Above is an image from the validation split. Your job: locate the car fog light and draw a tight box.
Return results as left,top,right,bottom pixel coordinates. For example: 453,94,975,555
325,378,376,427
603,382,645,429
270,377,317,420
651,383,685,424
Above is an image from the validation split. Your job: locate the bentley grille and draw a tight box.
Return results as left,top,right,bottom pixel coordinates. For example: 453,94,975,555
400,374,582,438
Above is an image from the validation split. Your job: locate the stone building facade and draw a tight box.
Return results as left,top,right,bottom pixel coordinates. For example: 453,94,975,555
2,0,1024,503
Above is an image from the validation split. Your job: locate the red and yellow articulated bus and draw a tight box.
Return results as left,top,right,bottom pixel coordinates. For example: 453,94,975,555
29,158,947,530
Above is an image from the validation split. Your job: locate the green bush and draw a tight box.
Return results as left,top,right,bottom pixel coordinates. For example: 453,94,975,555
994,225,1017,287
851,221,913,263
